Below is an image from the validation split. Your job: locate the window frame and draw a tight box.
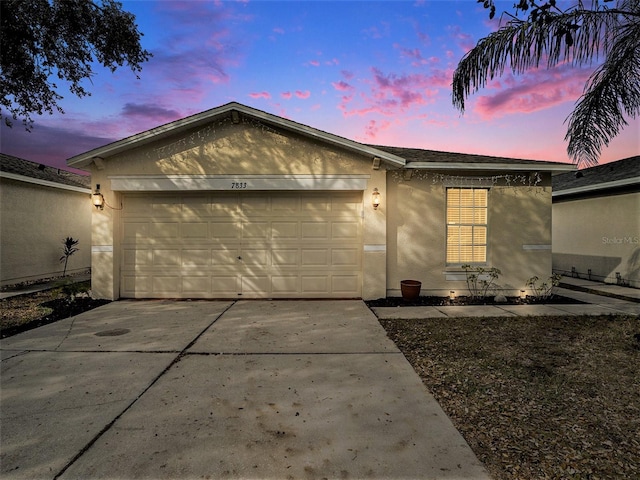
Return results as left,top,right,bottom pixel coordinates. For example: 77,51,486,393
445,186,489,266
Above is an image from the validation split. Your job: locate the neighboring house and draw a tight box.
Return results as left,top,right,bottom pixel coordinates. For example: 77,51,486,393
66,102,574,300
552,156,640,288
0,154,92,286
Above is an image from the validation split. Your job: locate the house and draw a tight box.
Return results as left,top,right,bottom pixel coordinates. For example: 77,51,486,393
552,156,640,288
0,154,92,286
66,102,574,300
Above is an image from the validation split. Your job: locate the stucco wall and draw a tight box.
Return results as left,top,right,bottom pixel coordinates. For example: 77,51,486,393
553,191,640,287
1,178,92,285
89,118,387,300
387,173,553,297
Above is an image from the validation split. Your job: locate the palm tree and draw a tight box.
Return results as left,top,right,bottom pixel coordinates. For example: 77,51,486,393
452,0,640,167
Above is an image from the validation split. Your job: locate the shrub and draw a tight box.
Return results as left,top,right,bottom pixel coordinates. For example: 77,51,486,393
525,273,562,301
462,264,501,300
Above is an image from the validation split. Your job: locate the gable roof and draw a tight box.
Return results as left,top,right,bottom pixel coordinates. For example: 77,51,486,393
373,145,575,173
553,155,640,197
1,153,90,191
67,102,407,169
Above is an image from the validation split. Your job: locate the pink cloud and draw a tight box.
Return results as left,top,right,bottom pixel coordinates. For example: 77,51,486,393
249,91,271,99
295,90,311,99
308,60,320,67
337,67,450,118
447,25,475,53
281,91,292,100
273,27,285,34
364,119,392,140
474,67,592,119
331,81,354,92
341,70,355,80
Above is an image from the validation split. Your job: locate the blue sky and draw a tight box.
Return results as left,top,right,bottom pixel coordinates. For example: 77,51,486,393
1,0,637,171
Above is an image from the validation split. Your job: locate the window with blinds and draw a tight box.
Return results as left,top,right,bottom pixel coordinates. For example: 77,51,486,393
446,187,488,264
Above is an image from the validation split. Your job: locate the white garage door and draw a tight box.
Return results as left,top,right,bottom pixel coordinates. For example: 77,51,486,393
120,192,363,298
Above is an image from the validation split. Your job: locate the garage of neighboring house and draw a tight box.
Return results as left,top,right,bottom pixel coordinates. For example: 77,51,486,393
119,191,363,298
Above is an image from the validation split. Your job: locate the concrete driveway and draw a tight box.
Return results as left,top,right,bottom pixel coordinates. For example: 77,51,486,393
1,300,490,479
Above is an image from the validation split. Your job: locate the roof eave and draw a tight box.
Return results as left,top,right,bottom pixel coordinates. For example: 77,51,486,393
405,161,577,173
553,176,640,197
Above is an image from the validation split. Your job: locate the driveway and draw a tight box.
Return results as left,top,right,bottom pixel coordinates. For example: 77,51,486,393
1,300,490,479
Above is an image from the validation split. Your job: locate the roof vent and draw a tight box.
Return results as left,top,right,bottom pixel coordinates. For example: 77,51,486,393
38,164,46,171
575,171,583,178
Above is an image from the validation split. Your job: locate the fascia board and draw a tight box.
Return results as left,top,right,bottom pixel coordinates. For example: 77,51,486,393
405,162,576,173
67,102,406,169
0,171,91,194
552,176,640,197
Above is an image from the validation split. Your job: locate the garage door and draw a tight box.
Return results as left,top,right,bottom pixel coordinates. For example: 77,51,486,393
120,192,363,298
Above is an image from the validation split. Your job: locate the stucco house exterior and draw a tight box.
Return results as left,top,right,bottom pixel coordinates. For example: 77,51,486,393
66,102,574,300
0,154,92,286
552,156,639,288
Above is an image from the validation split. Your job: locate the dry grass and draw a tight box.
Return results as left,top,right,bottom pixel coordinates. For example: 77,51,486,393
0,289,62,330
380,315,640,480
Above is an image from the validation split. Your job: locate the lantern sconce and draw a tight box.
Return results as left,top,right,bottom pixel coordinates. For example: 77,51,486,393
92,184,104,210
372,188,381,210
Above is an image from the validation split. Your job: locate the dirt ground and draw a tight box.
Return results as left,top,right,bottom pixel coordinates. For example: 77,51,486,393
381,315,640,480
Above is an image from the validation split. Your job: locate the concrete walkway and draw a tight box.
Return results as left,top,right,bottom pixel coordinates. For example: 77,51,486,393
1,300,490,480
373,279,639,320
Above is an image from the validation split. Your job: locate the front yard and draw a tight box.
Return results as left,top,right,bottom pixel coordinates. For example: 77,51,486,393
381,315,640,479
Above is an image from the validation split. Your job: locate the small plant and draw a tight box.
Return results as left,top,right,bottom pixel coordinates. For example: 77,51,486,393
525,273,562,301
60,237,79,277
462,264,501,300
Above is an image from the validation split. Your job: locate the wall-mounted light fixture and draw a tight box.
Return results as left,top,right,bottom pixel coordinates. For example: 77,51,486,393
372,188,381,210
92,184,104,210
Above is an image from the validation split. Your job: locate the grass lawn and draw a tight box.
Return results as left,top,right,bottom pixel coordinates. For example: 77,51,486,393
380,314,640,480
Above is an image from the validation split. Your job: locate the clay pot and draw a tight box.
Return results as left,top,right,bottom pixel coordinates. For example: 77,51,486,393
400,280,422,300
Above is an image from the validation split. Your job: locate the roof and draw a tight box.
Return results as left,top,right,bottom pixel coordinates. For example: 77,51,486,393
552,156,640,197
66,102,407,169
67,102,577,174
373,145,575,173
1,154,90,190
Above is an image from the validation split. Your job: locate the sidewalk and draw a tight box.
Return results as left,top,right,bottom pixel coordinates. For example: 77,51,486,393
373,277,639,320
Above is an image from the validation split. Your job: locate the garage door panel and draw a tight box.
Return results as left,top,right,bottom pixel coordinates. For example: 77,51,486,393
121,192,362,298
301,222,329,239
152,249,180,266
211,221,240,239
332,248,359,266
150,222,179,238
301,275,329,293
152,276,180,293
182,249,210,267
211,248,239,266
123,222,149,241
272,249,298,266
181,222,208,239
182,276,210,294
272,222,298,239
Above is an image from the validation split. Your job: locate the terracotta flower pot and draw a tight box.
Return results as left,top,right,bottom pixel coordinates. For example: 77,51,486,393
400,280,422,300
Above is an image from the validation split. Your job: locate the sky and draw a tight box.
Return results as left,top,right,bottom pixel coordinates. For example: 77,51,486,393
1,0,638,173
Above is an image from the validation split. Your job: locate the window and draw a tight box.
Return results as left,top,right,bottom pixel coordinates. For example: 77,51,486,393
446,187,488,264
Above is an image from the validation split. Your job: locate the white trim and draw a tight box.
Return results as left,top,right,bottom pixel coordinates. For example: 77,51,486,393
522,244,552,250
364,245,386,252
92,245,114,253
553,176,640,197
0,171,91,194
406,162,575,173
109,174,370,191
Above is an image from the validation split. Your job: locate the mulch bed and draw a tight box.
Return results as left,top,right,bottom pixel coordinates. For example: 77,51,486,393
366,294,584,307
1,288,110,338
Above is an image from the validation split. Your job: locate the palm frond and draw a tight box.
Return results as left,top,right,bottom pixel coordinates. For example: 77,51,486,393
452,8,621,112
565,15,640,166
